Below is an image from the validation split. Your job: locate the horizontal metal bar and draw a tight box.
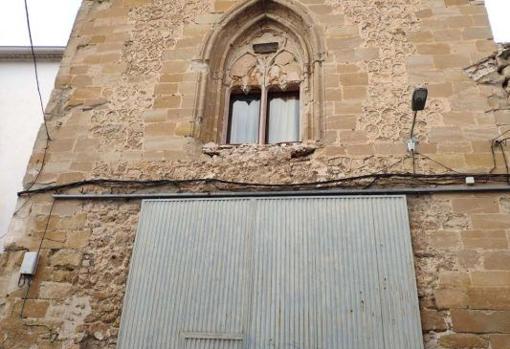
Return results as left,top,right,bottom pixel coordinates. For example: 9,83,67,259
51,184,510,200
0,46,64,60
181,332,244,341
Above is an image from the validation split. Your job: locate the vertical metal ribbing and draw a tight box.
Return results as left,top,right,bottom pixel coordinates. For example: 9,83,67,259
371,198,424,349
118,196,422,349
118,199,250,349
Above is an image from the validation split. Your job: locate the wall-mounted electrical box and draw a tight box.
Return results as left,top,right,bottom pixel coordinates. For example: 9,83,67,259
20,252,39,276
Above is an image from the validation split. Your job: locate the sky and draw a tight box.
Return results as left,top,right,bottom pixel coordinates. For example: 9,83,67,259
0,0,509,46
0,0,81,46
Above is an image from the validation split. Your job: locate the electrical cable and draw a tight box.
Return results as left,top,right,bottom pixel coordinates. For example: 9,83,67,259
409,110,418,174
19,199,55,318
23,0,52,192
415,152,461,174
24,0,50,140
16,171,510,198
410,111,418,140
498,141,510,184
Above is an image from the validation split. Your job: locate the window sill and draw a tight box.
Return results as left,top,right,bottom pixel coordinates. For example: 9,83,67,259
202,141,320,158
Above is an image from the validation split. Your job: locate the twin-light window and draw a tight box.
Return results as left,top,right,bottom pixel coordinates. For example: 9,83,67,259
228,89,300,144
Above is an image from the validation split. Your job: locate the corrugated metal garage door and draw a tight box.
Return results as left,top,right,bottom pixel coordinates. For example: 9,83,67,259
118,196,423,349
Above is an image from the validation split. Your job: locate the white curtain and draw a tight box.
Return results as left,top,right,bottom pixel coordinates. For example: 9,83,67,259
267,94,300,143
229,97,260,144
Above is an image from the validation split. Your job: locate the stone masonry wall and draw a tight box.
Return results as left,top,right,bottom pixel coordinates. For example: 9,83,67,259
1,0,510,348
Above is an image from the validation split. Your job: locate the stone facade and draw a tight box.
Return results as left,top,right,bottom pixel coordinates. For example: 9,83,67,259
1,0,510,348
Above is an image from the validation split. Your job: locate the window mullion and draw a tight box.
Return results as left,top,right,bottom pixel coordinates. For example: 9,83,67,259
259,86,268,144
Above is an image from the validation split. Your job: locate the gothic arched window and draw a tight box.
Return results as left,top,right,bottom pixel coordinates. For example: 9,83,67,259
194,0,325,144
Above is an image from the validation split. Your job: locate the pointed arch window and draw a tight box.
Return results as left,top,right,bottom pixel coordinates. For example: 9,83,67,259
194,0,325,144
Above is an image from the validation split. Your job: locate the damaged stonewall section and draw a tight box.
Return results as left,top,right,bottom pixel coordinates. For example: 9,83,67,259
1,0,510,348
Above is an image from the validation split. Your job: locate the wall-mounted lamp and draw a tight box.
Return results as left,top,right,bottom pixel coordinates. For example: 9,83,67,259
408,87,429,153
412,87,428,112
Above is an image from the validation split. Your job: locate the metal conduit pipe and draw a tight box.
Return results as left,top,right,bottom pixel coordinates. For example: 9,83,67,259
52,184,510,200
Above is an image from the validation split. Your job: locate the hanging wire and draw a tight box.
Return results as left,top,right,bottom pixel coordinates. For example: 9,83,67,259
19,200,55,318
23,0,52,192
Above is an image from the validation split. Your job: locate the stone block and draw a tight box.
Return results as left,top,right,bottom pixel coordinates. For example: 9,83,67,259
56,172,86,185
435,288,468,309
325,88,342,101
443,111,476,126
444,0,468,6
326,115,357,130
345,144,374,156
337,64,360,73
174,122,193,137
338,130,368,144
429,127,463,143
462,236,509,250
66,230,91,249
195,14,223,25
430,230,461,249
409,31,434,43
162,61,189,74
143,109,168,122
471,271,510,287
476,39,497,53
417,43,451,55
421,309,447,331
484,252,510,270
438,271,471,287
160,73,185,83
472,214,510,230
490,335,510,349
373,143,406,155
437,142,472,153
451,309,510,333
451,197,498,214
467,288,510,310
50,250,82,269
308,4,333,15
71,87,102,100
415,9,433,19
434,54,468,69
155,83,179,95
463,27,493,40
334,102,362,114
354,48,380,61
462,127,498,141
50,139,75,153
153,96,182,109
448,15,474,28
22,300,50,318
438,334,488,348
339,73,368,86
457,250,481,269
342,86,367,100
214,0,236,12
145,122,177,136
39,282,73,299
327,37,363,51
